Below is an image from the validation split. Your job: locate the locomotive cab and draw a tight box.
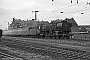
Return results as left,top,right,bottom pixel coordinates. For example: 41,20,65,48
28,26,40,38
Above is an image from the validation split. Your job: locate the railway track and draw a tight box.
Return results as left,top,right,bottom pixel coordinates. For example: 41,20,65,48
3,36,90,46
0,37,90,60
1,36,90,50
0,51,22,60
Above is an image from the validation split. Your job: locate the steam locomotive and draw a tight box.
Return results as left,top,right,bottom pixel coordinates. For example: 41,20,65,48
39,20,72,39
3,18,75,39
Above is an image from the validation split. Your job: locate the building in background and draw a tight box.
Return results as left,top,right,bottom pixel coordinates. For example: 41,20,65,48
8,17,49,30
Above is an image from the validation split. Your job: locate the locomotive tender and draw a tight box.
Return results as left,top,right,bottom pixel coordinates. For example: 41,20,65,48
3,18,79,39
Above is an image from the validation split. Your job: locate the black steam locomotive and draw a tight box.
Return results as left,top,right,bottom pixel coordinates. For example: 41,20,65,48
40,20,72,39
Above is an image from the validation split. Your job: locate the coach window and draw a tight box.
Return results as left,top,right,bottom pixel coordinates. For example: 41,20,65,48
73,36,75,38
77,36,78,38
85,37,86,39
81,37,82,39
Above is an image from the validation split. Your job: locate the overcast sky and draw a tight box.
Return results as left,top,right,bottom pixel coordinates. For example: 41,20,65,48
0,0,90,29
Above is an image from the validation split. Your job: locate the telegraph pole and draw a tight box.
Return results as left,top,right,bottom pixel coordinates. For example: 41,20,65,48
32,11,39,21
32,11,39,36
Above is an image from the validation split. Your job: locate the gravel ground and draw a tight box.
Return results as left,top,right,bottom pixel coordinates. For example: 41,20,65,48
0,45,53,60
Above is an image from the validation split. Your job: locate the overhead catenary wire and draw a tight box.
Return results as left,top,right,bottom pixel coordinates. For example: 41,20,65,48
72,13,90,22
1,0,88,12
17,0,87,20
71,14,89,25
39,3,89,19
1,0,89,21
37,0,88,19
42,7,90,20
81,13,90,16
52,0,87,12
14,0,90,21
2,0,88,20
